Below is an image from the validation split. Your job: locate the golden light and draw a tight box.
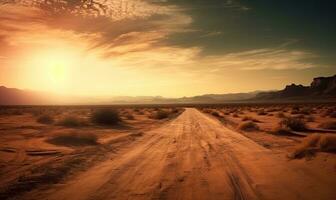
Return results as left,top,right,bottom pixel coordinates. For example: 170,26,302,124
48,63,67,83
23,47,80,93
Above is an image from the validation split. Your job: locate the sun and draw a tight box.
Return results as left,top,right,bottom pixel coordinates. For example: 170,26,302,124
49,64,67,82
28,48,77,92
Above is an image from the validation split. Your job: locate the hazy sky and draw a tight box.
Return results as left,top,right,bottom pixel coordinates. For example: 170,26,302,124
0,0,335,97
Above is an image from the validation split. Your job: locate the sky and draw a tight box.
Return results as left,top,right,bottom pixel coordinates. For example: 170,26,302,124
0,0,335,98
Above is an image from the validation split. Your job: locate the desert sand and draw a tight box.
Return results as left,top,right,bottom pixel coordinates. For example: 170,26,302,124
1,107,334,200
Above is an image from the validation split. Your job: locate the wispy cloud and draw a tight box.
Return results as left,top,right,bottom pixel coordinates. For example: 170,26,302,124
0,1,192,59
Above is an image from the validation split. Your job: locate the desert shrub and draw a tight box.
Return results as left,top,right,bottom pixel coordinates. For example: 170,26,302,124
171,108,179,113
319,121,336,130
306,116,315,122
211,111,221,117
299,108,311,115
137,111,144,115
273,127,293,135
291,110,300,115
91,108,121,125
329,111,336,118
279,117,307,131
290,134,336,159
238,121,259,132
153,110,169,119
294,114,305,119
257,110,267,115
59,116,83,127
125,114,135,120
37,114,54,124
47,132,98,146
325,108,334,116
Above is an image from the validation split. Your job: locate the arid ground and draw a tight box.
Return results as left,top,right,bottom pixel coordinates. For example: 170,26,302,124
0,104,336,200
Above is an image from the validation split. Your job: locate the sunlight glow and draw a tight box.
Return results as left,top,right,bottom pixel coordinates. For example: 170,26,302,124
26,47,79,93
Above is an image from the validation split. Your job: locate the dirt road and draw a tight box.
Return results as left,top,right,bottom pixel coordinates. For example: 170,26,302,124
34,108,335,200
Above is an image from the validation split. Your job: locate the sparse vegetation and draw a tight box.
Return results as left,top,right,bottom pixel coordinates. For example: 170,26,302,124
279,117,307,131
276,112,286,118
125,113,135,120
238,121,259,132
37,114,54,124
171,108,179,113
153,110,169,119
306,116,315,122
91,108,121,125
290,134,336,159
211,111,221,117
257,110,267,115
58,116,83,127
329,111,336,118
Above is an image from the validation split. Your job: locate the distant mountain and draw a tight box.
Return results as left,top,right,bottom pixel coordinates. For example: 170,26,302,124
0,86,48,105
174,92,260,103
1,75,335,105
255,75,336,100
0,86,75,105
0,86,261,105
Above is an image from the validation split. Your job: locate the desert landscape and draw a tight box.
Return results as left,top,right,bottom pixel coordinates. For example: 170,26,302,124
1,0,336,199
0,103,335,200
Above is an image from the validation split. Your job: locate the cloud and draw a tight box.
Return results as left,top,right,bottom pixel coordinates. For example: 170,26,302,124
200,49,317,71
0,0,192,60
0,0,321,75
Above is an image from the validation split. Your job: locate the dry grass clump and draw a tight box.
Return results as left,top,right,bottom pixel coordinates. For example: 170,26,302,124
279,117,307,132
324,108,335,117
290,134,336,159
257,110,267,115
211,111,221,117
294,114,305,119
171,108,179,113
223,111,231,115
47,132,98,146
291,109,300,115
238,121,259,132
125,113,135,120
329,111,336,118
91,108,121,125
306,116,315,122
58,116,84,127
152,110,169,119
319,121,336,130
37,114,54,124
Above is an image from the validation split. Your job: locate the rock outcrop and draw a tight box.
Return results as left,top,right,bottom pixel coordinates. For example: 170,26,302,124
255,74,336,100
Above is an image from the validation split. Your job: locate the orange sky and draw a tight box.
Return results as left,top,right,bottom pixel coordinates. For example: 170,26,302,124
0,1,335,98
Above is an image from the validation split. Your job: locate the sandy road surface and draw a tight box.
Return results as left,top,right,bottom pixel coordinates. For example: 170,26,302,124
35,108,335,200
